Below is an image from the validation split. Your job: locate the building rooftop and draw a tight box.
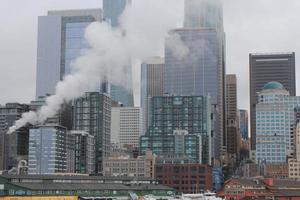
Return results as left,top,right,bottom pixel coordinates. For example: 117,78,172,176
262,81,285,90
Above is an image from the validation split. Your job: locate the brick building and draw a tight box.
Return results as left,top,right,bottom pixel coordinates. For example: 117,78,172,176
155,164,212,193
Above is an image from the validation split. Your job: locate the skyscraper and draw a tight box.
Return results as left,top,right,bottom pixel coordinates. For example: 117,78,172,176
184,0,223,30
239,110,249,140
103,0,132,27
255,82,300,163
36,9,102,98
73,92,112,174
250,52,296,150
225,75,240,162
141,57,165,133
164,0,225,163
103,0,134,106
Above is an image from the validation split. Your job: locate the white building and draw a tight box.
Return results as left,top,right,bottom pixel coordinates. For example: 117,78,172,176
256,82,300,164
111,107,143,148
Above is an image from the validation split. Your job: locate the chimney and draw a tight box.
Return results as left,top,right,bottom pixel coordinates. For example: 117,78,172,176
263,178,274,186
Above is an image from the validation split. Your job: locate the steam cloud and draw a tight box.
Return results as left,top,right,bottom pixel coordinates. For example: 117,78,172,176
8,0,185,134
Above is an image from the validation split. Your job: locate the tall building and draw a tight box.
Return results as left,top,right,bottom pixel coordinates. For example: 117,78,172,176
225,75,240,163
111,107,143,148
141,57,165,134
250,52,296,150
239,110,249,140
103,0,131,27
165,0,225,163
184,0,223,30
256,82,300,163
140,96,212,164
36,9,102,98
164,28,225,162
0,103,30,171
68,131,95,174
73,92,112,174
28,125,67,175
103,0,134,106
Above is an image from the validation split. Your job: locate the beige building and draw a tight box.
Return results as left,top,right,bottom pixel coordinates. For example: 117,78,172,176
289,123,300,179
103,151,155,178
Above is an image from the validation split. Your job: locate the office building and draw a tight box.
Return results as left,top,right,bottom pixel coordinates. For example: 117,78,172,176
239,110,249,140
111,107,143,148
250,52,296,150
103,0,134,106
103,0,131,27
0,103,30,171
36,9,102,98
103,150,155,178
164,28,225,163
28,125,67,174
225,75,240,163
141,57,165,134
140,96,211,164
68,131,95,174
73,92,112,173
256,82,300,163
155,163,213,193
184,0,223,30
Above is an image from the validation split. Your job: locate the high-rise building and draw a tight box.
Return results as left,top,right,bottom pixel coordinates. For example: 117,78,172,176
184,0,223,30
28,125,67,174
73,92,112,174
141,57,165,134
250,52,296,150
102,0,134,106
36,9,102,98
164,28,225,162
111,107,143,148
103,0,131,27
140,96,212,164
239,110,249,140
68,131,95,174
0,103,30,171
165,0,225,163
225,75,240,163
256,82,300,163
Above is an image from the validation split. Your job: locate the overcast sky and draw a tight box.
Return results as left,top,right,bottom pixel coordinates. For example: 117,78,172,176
0,0,300,112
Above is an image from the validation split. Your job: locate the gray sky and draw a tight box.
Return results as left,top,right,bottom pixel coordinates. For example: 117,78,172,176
0,0,300,112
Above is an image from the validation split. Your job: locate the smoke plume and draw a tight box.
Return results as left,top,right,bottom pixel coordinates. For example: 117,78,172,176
8,0,184,134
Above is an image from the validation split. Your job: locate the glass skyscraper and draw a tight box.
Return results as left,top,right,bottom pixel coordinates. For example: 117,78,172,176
256,82,300,163
140,96,212,164
103,0,131,27
36,9,102,98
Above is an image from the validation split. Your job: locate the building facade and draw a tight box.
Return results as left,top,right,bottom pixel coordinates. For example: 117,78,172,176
28,125,67,174
256,82,300,163
73,92,112,174
249,52,296,150
103,151,155,178
0,103,30,171
155,163,213,194
239,110,249,140
140,96,211,164
36,9,102,98
103,0,131,27
141,57,165,134
68,130,95,174
111,107,143,148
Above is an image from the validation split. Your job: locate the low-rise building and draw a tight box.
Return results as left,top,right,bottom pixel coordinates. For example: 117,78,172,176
155,163,212,193
103,151,155,178
218,178,300,200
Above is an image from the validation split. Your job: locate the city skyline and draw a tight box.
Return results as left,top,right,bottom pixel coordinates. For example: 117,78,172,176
1,0,300,112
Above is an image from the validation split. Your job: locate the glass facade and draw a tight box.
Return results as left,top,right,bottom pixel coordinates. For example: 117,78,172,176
28,126,67,174
239,110,249,140
140,96,211,164
103,0,131,27
73,92,112,173
256,84,300,163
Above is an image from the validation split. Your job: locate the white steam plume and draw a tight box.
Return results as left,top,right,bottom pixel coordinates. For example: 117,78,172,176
8,0,184,134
